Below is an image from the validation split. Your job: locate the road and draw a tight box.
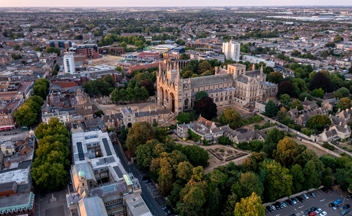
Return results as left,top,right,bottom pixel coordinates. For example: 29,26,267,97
113,142,166,216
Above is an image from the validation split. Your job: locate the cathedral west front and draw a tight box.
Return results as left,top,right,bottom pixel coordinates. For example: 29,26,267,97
157,59,277,114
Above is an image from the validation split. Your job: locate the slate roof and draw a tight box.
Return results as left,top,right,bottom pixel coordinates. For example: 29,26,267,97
190,74,233,87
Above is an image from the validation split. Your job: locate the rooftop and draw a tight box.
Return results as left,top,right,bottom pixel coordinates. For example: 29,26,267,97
0,166,30,185
0,192,34,214
125,193,152,216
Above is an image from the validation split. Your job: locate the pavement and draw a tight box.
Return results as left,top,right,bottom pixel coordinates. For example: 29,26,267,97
266,188,352,216
113,142,167,216
34,189,70,216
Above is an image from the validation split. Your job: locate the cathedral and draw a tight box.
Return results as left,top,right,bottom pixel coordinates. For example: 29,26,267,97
157,60,278,114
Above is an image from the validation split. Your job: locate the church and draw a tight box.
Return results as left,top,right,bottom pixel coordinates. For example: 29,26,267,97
157,59,278,114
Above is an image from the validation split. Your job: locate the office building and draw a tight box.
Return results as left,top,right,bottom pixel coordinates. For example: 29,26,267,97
63,52,76,74
222,39,240,61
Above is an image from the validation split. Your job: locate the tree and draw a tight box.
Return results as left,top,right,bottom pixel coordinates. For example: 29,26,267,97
279,94,290,107
311,88,324,98
218,136,233,145
232,172,264,200
234,192,265,216
267,72,283,84
180,53,189,60
31,162,67,190
181,145,209,167
14,103,38,126
176,112,194,124
54,64,60,72
277,107,288,122
140,79,155,96
198,61,212,75
45,47,60,56
219,108,242,129
292,78,308,96
260,160,293,202
277,81,296,97
265,100,278,118
303,160,321,190
177,161,194,181
273,137,301,167
177,185,206,216
310,72,333,92
195,91,209,103
337,97,352,110
35,118,69,139
289,99,303,110
126,122,155,156
306,115,331,131
194,96,217,120
290,164,305,193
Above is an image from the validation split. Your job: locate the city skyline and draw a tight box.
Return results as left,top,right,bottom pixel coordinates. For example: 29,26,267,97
1,0,352,7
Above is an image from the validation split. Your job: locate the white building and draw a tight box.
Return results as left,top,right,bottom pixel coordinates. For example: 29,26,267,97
242,55,275,67
42,111,70,124
222,39,240,61
63,52,75,74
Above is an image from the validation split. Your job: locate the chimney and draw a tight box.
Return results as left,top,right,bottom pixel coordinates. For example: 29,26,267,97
252,64,255,71
149,107,151,114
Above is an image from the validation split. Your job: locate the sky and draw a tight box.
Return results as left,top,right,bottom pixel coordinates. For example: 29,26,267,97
1,0,351,7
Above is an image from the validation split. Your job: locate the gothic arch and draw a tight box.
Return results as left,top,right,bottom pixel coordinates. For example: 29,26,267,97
169,92,175,113
159,86,164,106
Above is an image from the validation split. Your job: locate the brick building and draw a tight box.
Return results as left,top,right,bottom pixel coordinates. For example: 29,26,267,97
70,44,99,59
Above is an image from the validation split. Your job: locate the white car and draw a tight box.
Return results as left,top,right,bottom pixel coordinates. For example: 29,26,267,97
319,211,327,216
315,208,322,214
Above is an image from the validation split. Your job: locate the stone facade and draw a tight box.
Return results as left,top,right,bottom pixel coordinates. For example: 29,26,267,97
157,60,278,114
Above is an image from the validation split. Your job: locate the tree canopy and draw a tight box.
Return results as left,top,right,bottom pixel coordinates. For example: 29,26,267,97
306,115,331,131
126,122,155,156
219,108,242,129
194,96,217,120
265,100,278,118
234,192,265,216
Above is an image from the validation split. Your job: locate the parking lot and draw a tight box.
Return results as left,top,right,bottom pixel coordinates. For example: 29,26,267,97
266,188,352,216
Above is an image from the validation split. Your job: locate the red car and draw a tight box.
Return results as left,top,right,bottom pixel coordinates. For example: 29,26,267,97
309,212,316,216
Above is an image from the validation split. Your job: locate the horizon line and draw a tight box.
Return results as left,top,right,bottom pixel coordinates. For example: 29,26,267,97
1,5,352,8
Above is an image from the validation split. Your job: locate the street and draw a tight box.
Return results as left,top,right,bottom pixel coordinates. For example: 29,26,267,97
113,142,167,216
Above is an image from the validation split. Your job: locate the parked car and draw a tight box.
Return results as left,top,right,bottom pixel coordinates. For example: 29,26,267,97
334,205,340,211
329,203,335,207
302,193,309,199
292,197,299,204
319,211,327,216
274,202,281,210
334,199,342,205
341,209,349,215
281,201,287,208
343,204,351,210
309,211,317,216
266,205,275,213
161,206,167,211
315,208,322,214
309,192,317,198
305,208,312,215
286,199,294,206
296,196,304,202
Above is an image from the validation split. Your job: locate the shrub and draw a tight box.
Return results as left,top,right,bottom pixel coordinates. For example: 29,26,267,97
322,142,335,151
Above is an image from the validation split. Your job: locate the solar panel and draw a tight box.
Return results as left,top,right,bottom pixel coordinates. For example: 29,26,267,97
113,166,123,178
102,138,112,156
77,142,84,161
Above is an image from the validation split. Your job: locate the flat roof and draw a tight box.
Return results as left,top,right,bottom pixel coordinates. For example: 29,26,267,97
102,138,112,156
125,193,152,216
0,167,30,185
0,192,34,214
